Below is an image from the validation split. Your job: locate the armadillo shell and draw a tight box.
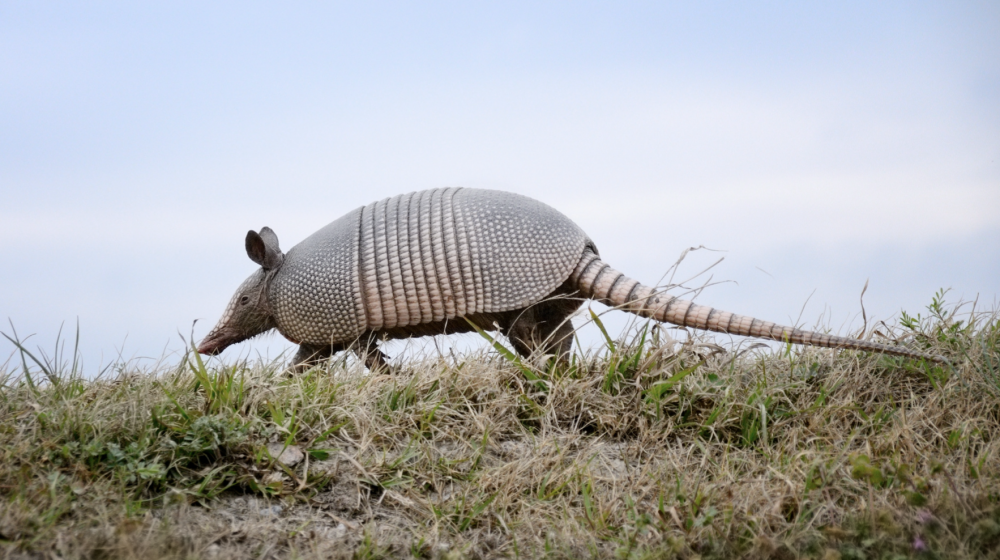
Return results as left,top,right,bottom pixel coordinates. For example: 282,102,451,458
271,187,589,347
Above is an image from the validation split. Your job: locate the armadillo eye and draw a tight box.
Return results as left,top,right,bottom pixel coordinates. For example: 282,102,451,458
240,295,250,305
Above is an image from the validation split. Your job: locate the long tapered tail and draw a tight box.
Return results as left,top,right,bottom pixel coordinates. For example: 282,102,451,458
570,252,945,363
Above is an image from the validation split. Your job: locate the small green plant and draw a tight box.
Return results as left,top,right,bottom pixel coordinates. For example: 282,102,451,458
432,489,497,532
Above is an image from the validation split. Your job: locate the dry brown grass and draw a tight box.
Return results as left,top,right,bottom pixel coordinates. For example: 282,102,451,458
1,298,999,559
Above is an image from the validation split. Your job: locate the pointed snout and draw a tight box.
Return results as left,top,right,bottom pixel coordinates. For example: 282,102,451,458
196,329,237,355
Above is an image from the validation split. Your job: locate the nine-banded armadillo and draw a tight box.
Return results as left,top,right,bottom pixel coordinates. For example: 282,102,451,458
197,187,943,368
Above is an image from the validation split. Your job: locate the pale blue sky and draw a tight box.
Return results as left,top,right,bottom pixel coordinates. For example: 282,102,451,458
2,2,998,372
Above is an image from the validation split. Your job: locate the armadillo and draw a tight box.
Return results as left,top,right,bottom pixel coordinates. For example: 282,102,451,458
197,187,944,368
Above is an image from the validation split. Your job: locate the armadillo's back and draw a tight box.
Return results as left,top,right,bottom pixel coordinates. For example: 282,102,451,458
272,187,589,346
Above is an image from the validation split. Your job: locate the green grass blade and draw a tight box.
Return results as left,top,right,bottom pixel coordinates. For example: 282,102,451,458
644,359,704,403
463,318,546,389
589,308,616,353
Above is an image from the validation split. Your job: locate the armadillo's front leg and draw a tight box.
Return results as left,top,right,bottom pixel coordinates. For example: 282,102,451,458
291,343,337,372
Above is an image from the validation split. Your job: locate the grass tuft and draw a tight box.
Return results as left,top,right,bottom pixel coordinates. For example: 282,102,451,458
1,297,999,558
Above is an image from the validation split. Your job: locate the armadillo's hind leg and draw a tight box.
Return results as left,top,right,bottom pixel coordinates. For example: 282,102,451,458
504,295,581,363
351,333,392,372
544,320,575,362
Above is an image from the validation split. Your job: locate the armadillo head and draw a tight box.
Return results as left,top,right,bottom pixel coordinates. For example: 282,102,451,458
197,227,284,356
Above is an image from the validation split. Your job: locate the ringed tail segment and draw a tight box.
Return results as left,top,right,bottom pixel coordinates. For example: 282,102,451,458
570,251,946,363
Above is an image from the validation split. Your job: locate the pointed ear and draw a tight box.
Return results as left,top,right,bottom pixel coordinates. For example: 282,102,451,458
245,228,284,270
258,227,280,253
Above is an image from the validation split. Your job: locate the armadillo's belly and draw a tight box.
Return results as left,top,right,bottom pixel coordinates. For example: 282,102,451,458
273,187,588,346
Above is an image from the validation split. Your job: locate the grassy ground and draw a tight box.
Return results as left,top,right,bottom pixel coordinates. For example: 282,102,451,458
1,295,999,559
